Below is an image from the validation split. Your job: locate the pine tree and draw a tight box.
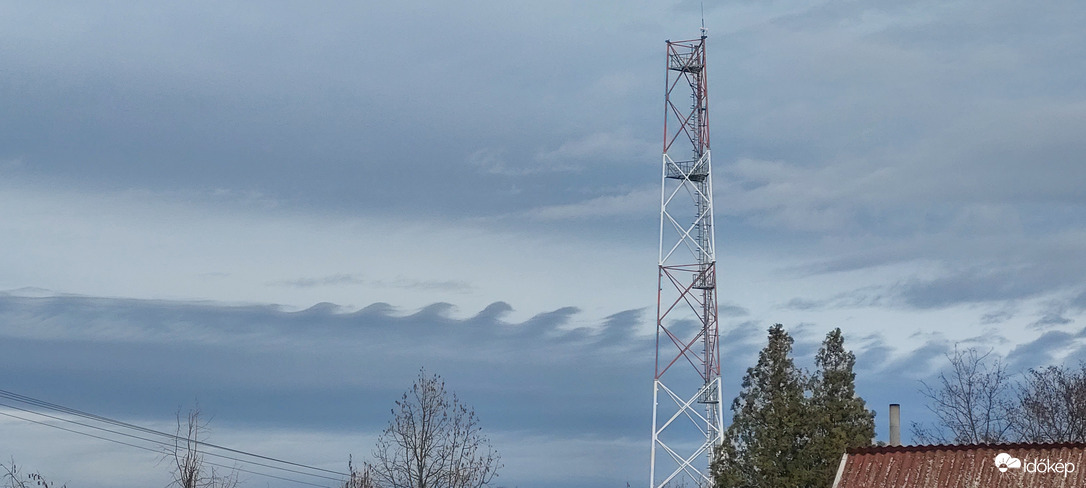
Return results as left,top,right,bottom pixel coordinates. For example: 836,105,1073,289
713,325,875,488
713,324,810,488
807,328,875,487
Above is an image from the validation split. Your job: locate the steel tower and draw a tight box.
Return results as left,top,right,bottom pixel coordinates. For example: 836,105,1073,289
650,32,723,488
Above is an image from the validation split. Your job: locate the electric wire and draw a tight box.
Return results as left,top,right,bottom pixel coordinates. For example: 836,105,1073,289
0,408,331,488
0,408,163,456
0,400,342,483
0,388,346,478
0,389,350,486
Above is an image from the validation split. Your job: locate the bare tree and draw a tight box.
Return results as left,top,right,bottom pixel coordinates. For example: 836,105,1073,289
372,369,501,488
1,460,65,488
1014,364,1086,442
911,347,1015,444
342,455,378,488
166,405,240,488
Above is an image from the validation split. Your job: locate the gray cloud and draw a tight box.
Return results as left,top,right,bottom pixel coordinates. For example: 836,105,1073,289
783,297,825,311
719,303,750,317
779,287,886,312
2,0,1082,241
1032,313,1073,329
0,293,658,487
786,252,1086,325
854,339,894,374
0,2,672,228
269,274,367,288
697,1,1086,326
894,266,1051,309
1030,298,1077,329
879,338,952,378
269,274,473,293
0,294,647,432
959,329,1011,348
981,308,1017,325
1005,329,1081,372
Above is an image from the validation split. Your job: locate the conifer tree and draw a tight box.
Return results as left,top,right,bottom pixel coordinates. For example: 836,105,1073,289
807,328,875,487
713,324,810,488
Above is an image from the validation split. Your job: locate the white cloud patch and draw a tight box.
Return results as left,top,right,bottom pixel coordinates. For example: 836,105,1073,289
714,158,861,232
466,147,520,176
534,129,656,167
470,129,656,176
268,274,473,293
269,273,367,288
523,187,658,221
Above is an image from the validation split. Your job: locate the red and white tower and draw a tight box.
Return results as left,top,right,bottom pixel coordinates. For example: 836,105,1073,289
650,31,723,488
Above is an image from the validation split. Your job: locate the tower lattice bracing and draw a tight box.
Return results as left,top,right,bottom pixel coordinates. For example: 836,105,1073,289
650,34,723,488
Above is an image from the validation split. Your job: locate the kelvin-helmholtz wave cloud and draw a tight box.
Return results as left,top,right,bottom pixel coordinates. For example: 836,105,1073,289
0,292,657,486
0,294,646,433
4,291,1086,486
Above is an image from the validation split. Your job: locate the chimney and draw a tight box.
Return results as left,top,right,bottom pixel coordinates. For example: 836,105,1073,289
889,404,901,447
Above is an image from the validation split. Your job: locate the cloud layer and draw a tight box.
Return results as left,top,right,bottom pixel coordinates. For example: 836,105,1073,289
1,0,1086,486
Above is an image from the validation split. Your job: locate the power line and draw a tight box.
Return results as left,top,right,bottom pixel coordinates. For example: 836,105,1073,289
0,389,350,486
0,407,164,456
0,407,331,488
0,394,344,485
0,401,341,483
0,389,346,477
0,408,331,487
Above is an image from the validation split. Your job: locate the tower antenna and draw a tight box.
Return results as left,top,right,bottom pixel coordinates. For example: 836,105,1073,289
701,2,707,37
649,31,722,488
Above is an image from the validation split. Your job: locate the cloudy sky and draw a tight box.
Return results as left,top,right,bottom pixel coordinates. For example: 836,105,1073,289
1,0,1085,486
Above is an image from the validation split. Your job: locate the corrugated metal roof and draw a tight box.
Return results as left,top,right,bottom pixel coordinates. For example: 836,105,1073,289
832,443,1086,488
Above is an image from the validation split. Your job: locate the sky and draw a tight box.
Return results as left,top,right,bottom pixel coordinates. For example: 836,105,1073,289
1,0,1085,486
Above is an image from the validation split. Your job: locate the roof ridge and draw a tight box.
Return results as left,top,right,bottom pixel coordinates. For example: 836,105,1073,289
849,441,1086,454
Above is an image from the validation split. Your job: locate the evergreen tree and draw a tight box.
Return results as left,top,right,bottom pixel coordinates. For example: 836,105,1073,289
713,324,811,488
807,328,875,487
713,325,875,488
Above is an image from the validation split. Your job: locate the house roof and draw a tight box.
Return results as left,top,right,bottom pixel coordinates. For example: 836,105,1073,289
831,442,1086,488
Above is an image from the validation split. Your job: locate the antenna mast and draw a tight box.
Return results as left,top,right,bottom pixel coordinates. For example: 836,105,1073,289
701,2,707,37
649,29,723,488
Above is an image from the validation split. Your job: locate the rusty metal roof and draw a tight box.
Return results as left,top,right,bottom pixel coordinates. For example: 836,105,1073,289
832,443,1086,488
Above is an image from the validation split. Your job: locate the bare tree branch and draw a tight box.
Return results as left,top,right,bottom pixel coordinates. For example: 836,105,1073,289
912,346,1014,444
341,455,379,488
372,369,501,488
1,459,65,488
164,404,240,488
1014,363,1086,443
